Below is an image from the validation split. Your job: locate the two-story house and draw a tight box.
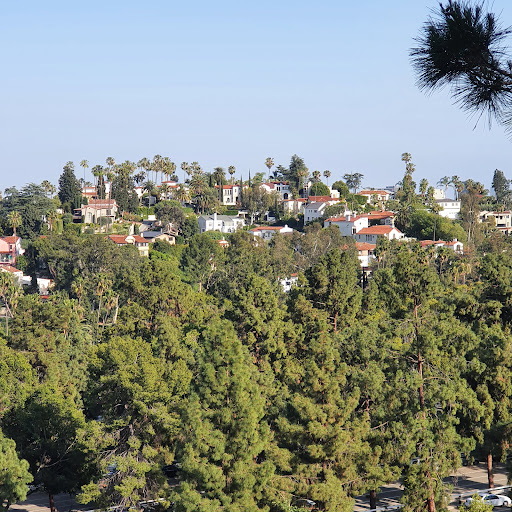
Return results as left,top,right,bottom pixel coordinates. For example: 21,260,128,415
198,213,245,234
79,199,118,224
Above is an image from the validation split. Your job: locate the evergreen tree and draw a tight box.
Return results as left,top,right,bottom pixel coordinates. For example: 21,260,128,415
58,161,81,209
0,430,33,511
492,169,510,206
174,319,274,512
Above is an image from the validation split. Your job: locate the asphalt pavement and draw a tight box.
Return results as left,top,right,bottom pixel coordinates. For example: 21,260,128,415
354,463,510,511
8,464,510,512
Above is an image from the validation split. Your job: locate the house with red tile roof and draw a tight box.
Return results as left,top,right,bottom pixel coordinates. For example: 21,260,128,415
324,213,368,236
357,190,392,203
248,225,294,240
355,242,377,268
0,236,24,267
108,234,149,257
78,199,118,224
355,225,404,244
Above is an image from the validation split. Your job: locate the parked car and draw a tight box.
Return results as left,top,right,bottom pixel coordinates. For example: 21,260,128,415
464,494,512,508
162,462,181,478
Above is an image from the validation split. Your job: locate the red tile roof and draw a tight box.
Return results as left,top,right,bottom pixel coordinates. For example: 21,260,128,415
355,242,376,251
249,226,287,232
363,211,395,219
1,236,20,244
307,196,337,203
326,215,363,222
358,190,390,196
108,235,147,245
0,265,21,273
357,226,398,235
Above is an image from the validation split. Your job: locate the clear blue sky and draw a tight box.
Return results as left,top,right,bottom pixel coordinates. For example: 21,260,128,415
2,0,512,194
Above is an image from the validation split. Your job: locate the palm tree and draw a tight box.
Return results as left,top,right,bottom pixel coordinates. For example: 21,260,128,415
181,162,190,183
190,161,202,176
343,173,364,194
411,1,512,132
312,170,321,182
213,167,226,204
437,176,451,195
175,185,190,204
80,159,89,186
41,180,53,198
159,183,170,201
450,175,460,199
228,165,236,185
265,157,274,180
142,180,156,215
152,155,163,184
47,210,57,232
7,211,21,238
323,170,331,186
419,178,429,197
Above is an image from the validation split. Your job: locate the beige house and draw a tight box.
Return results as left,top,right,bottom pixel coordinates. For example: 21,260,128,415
79,199,118,224
108,234,149,257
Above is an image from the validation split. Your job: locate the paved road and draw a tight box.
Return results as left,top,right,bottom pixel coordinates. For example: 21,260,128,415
9,491,88,512
9,464,510,512
354,463,509,511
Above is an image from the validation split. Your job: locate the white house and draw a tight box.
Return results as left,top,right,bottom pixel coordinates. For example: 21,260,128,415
198,213,245,234
357,190,392,203
248,225,294,240
282,198,307,215
260,181,293,200
355,242,376,268
304,197,340,223
279,273,298,293
480,211,512,234
324,214,368,236
355,225,404,244
79,199,118,224
435,198,460,219
216,184,243,205
420,239,464,254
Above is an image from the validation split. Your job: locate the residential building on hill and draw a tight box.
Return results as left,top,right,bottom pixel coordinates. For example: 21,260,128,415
198,213,245,234
108,234,149,257
354,225,404,244
0,236,23,267
77,199,118,224
435,198,460,219
248,225,294,240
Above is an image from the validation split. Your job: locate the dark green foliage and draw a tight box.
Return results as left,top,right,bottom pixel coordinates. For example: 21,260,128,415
58,162,81,209
331,180,350,198
80,336,189,509
309,182,330,196
111,172,139,213
0,430,33,510
1,184,56,239
4,384,96,497
180,234,223,291
411,1,512,126
407,209,466,241
492,169,511,206
174,319,274,512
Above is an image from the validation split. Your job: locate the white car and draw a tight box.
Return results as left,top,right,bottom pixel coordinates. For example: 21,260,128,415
464,494,512,508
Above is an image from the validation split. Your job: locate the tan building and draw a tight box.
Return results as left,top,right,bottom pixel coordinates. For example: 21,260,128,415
108,234,149,257
79,199,118,224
